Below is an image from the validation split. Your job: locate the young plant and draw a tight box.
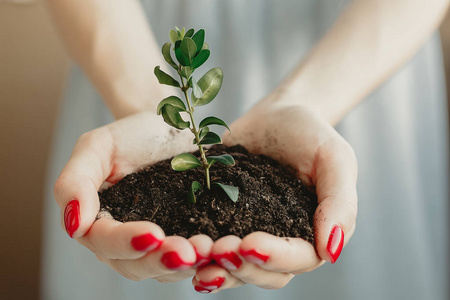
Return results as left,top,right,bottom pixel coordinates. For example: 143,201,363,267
154,27,239,203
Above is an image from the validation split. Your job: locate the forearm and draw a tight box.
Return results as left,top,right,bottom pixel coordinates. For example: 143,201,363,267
270,0,449,125
45,0,168,119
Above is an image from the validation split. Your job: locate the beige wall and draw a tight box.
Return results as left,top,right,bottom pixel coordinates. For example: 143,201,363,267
0,1,68,299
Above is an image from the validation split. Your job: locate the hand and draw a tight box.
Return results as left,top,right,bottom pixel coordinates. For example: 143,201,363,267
192,98,358,293
54,111,214,282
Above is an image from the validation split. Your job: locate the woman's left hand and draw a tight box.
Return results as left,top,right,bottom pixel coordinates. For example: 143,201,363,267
192,97,358,293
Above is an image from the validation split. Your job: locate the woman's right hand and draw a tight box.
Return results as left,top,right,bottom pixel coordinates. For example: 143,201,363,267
54,111,214,282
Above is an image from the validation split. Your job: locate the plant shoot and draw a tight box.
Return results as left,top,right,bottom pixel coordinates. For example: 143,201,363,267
154,27,239,203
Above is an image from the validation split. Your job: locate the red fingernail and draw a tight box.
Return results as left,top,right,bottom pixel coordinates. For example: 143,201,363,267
131,233,162,252
213,252,242,270
239,248,270,264
64,200,80,238
199,277,225,290
161,251,194,270
194,286,212,294
327,226,344,264
193,248,212,268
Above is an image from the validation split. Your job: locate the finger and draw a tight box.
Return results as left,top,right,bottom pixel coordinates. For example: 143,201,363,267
239,231,323,274
106,236,196,281
54,128,114,238
211,235,294,289
188,234,214,268
76,215,164,260
313,138,358,263
192,264,245,294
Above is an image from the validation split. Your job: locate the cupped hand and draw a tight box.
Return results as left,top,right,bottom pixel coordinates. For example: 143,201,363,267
54,111,214,282
192,99,358,293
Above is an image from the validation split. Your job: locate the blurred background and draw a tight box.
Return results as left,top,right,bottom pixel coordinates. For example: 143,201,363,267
0,1,449,299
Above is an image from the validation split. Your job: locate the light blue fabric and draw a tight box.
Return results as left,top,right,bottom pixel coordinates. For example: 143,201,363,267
41,1,449,299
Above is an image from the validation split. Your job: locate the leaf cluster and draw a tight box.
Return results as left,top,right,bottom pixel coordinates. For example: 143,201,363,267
154,27,239,203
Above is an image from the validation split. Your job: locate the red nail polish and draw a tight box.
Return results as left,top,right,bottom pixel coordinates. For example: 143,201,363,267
64,200,80,238
239,248,270,264
199,277,225,290
161,251,194,270
327,226,344,264
213,252,242,270
193,248,212,268
194,286,212,294
131,233,162,252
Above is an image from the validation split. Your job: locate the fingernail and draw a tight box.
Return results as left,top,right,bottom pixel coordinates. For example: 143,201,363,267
239,248,270,264
327,226,344,264
161,251,194,270
64,200,80,238
213,252,242,270
193,248,212,268
194,286,212,294
131,233,162,252
199,277,225,290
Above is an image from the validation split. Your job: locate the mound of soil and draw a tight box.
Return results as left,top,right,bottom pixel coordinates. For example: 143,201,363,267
99,145,317,244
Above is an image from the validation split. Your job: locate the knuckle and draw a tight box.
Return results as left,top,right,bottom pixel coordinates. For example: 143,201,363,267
156,277,176,283
260,276,292,290
53,176,70,206
342,199,358,228
241,231,267,245
76,128,109,152
95,254,107,263
78,130,100,145
109,260,144,281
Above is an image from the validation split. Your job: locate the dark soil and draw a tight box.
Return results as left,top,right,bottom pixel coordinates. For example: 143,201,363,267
99,145,317,244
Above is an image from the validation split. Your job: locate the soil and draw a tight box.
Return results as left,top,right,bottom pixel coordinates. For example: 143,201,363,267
99,145,317,244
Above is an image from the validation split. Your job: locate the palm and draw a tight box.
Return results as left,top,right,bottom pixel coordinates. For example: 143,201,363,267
224,103,349,187
95,111,196,187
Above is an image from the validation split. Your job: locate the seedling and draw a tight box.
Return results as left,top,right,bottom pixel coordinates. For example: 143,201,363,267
154,27,239,203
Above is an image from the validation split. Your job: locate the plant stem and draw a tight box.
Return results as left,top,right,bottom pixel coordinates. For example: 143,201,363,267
180,76,211,189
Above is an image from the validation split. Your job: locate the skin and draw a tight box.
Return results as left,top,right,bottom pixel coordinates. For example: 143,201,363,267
47,0,449,292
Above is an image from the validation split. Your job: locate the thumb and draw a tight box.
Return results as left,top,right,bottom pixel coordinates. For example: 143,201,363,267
313,138,358,264
54,129,114,238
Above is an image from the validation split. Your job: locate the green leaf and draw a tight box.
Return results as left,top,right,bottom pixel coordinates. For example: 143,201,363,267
169,29,178,44
191,49,210,69
171,153,202,171
157,96,186,115
180,66,193,79
180,38,197,63
207,154,235,166
199,116,230,132
174,26,185,39
199,127,210,139
192,29,205,54
192,67,223,106
194,127,210,144
188,181,202,204
161,104,190,130
213,182,239,202
198,131,222,145
185,28,195,38
189,77,203,98
162,42,178,70
154,66,180,87
174,40,189,66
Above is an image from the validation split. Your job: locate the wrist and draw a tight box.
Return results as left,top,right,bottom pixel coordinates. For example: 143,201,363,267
258,82,345,126
103,84,171,120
